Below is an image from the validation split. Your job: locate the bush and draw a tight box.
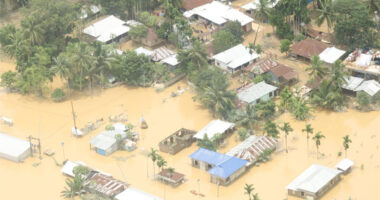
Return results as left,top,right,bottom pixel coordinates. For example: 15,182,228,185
357,91,371,109
294,34,306,42
280,39,292,55
238,127,249,141
105,124,115,131
0,71,17,90
266,33,271,37
51,88,66,102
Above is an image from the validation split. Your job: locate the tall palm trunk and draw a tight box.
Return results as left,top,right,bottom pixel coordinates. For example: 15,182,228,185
285,134,288,153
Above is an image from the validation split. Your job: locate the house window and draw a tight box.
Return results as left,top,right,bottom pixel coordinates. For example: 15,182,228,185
301,192,304,196
256,99,260,104
269,92,272,97
194,160,198,166
208,164,212,170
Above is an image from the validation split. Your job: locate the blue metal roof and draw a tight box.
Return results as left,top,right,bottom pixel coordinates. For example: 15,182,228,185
189,148,248,179
208,157,247,179
189,148,231,166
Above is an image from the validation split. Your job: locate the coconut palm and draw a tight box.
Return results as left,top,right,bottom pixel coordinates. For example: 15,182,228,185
343,135,352,157
156,155,167,173
279,122,293,153
306,55,327,83
329,60,349,89
196,76,236,119
244,183,255,200
177,40,208,73
279,86,294,111
61,176,85,198
291,97,312,120
253,0,272,46
237,104,256,129
313,132,325,159
302,124,314,152
51,54,72,96
263,120,279,138
167,167,175,178
148,148,158,177
253,193,260,200
21,15,44,45
315,0,335,33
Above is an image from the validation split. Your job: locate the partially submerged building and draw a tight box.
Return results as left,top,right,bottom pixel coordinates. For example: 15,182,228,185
237,81,277,105
184,1,254,32
115,188,162,200
90,130,127,156
212,44,260,73
335,158,354,174
0,133,31,162
286,164,342,199
193,120,235,140
85,171,127,198
157,169,185,186
61,160,87,177
226,135,278,167
80,5,101,20
83,15,130,44
344,49,380,80
244,58,279,77
189,148,248,185
268,64,298,86
242,0,279,14
290,38,329,61
354,80,380,101
159,128,197,154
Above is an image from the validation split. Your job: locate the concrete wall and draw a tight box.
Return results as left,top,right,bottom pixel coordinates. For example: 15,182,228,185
0,148,31,162
288,175,341,199
210,166,246,185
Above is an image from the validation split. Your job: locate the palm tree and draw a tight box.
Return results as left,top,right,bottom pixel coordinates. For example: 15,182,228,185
237,104,256,129
253,0,271,46
156,155,167,173
291,97,312,120
167,167,175,179
263,120,279,138
196,76,236,119
302,124,314,152
306,55,327,83
253,193,260,200
279,122,293,153
52,54,72,96
244,183,255,200
279,86,294,111
343,135,352,157
148,148,158,178
177,40,208,73
21,15,44,45
312,132,325,159
61,176,85,198
329,60,348,89
315,0,335,33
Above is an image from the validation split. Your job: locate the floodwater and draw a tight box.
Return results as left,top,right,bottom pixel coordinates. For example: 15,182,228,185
0,59,380,200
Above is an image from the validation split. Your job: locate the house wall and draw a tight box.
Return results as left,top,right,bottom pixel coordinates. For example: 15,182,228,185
209,166,246,185
0,148,31,162
243,22,252,32
288,175,341,199
248,92,275,106
191,159,214,171
215,60,228,71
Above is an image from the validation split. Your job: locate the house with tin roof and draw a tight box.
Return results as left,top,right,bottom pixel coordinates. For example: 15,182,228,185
193,120,235,140
237,81,277,105
212,44,260,73
290,38,329,60
189,148,248,185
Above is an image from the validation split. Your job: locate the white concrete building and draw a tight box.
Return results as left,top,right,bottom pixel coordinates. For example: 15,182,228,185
0,133,31,162
212,44,259,73
193,120,235,140
287,164,342,199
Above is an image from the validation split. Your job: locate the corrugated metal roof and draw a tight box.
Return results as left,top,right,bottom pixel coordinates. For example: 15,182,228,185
237,81,277,104
342,76,364,91
213,44,259,69
207,156,247,179
85,172,127,197
193,120,235,140
291,38,329,59
355,80,380,96
0,133,30,159
335,159,354,172
319,47,346,64
83,15,130,43
151,46,175,62
61,160,87,177
286,164,341,194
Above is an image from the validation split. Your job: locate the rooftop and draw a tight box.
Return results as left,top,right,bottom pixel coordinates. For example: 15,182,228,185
85,172,127,197
242,0,279,10
61,160,87,177
212,44,259,69
189,148,231,165
319,47,346,64
207,156,247,179
151,46,175,62
335,159,354,172
286,164,341,194
183,0,212,10
270,64,298,81
157,169,185,183
135,47,153,57
0,133,30,159
161,54,180,66
193,119,235,140
291,38,329,59
83,15,130,43
342,76,364,91
184,1,253,26
355,80,380,96
237,81,277,104
244,58,278,74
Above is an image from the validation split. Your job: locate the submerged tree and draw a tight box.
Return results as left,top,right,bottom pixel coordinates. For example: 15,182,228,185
148,148,158,178
263,120,279,138
198,134,217,151
313,132,325,159
279,122,293,153
302,124,314,152
343,135,352,157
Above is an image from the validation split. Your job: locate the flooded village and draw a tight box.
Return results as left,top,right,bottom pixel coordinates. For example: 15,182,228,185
0,0,380,200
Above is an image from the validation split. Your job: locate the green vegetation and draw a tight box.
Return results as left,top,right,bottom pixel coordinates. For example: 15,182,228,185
254,100,276,120
263,120,279,138
279,122,293,153
343,135,352,157
302,124,314,152
313,132,325,159
51,88,66,102
244,183,260,200
197,134,217,151
238,127,249,141
280,39,291,56
357,91,371,109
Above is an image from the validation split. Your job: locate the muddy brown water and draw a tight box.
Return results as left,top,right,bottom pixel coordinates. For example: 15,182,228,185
1,50,380,200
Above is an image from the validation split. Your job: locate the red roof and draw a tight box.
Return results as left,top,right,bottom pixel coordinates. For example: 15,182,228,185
157,169,185,183
183,0,212,10
270,64,298,81
291,38,329,59
85,172,127,197
244,58,278,74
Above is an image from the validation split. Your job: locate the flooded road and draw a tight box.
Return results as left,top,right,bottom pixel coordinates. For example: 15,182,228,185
0,59,380,200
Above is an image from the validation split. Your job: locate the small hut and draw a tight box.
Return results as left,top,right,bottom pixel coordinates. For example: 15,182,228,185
157,169,185,186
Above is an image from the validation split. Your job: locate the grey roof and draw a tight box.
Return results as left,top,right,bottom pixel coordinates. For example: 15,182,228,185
237,81,277,104
286,164,341,194
0,133,30,158
90,130,126,150
335,158,354,172
355,80,380,96
193,120,235,140
212,44,259,69
342,76,364,91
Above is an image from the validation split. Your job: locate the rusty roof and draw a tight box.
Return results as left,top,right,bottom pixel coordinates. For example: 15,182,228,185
244,58,279,74
307,27,334,43
151,46,175,62
291,38,329,59
157,169,185,183
183,0,212,10
85,172,127,197
270,64,298,81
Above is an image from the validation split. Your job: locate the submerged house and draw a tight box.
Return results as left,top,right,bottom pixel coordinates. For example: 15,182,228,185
90,130,127,156
286,164,342,200
237,81,277,105
0,133,31,162
193,120,235,141
184,1,254,32
290,38,329,61
85,171,127,198
189,148,247,185
159,128,197,154
157,169,185,186
226,135,278,167
61,160,87,177
212,44,260,73
354,80,380,101
268,64,298,86
335,158,354,174
83,15,130,44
